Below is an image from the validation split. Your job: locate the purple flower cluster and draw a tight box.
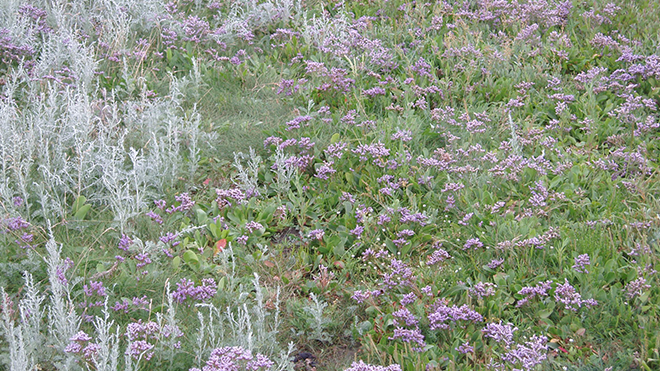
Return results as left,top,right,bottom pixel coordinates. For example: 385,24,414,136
56,257,74,285
166,193,195,214
426,246,451,266
4,216,29,231
126,318,182,352
554,279,598,311
468,282,497,300
325,141,348,159
118,234,134,251
315,161,336,180
343,361,402,371
308,229,325,241
572,254,591,273
428,301,483,330
456,341,474,354
190,346,273,371
146,211,164,224
392,307,419,327
482,321,518,347
215,188,247,208
352,142,390,166
64,331,100,362
388,326,426,351
285,115,313,131
112,296,150,313
83,281,107,297
245,221,264,234
351,290,374,304
500,335,548,370
488,258,505,269
625,277,651,300
516,281,553,307
391,129,412,142
172,278,217,304
381,259,416,289
463,237,483,250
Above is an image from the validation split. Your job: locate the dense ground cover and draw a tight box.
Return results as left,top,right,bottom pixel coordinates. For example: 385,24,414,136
1,0,659,369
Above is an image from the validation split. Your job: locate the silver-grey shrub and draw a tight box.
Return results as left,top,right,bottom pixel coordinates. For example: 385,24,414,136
0,272,43,371
44,230,81,368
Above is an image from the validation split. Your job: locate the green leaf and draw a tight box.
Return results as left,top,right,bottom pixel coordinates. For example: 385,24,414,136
72,195,87,213
73,204,91,220
172,256,181,270
538,307,553,319
196,208,208,224
183,250,199,264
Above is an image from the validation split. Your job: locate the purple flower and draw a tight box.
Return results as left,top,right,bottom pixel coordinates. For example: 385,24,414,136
111,299,130,313
315,161,337,180
572,254,591,273
463,238,483,250
64,342,82,354
325,141,348,159
363,86,387,97
500,335,548,370
469,282,497,300
381,259,416,289
392,307,419,327
245,221,264,234
118,234,133,251
166,193,195,214
516,281,553,307
6,216,29,231
12,196,23,207
456,341,474,354
441,182,465,193
482,322,518,347
625,277,651,300
83,281,107,297
427,247,451,266
172,278,217,304
487,258,504,269
410,57,434,79
389,327,426,350
69,331,92,342
146,211,163,224
421,285,433,296
154,199,166,209
194,346,273,371
458,213,473,226
391,129,412,142
285,115,313,130
396,230,415,238
428,301,482,330
554,279,597,311
308,229,325,241
127,340,154,360
351,290,371,303
215,188,247,208
343,361,402,371
160,232,179,245
134,253,151,269
350,225,364,238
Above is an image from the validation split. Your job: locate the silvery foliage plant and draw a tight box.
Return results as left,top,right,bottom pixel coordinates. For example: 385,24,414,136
0,0,213,229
